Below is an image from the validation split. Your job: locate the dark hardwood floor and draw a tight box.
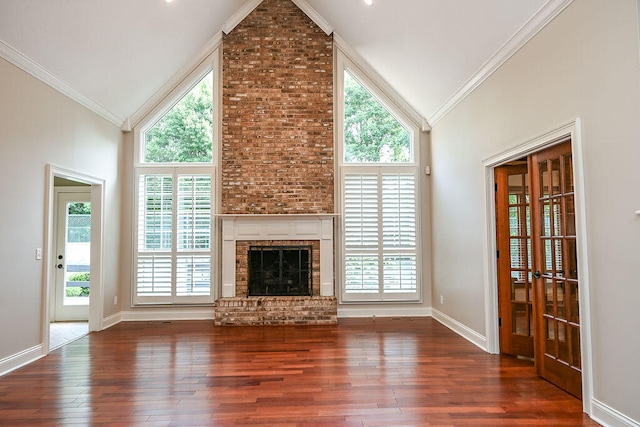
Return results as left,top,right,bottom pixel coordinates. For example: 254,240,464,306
0,318,599,426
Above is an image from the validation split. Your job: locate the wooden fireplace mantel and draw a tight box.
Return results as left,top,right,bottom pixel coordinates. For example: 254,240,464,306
218,214,338,298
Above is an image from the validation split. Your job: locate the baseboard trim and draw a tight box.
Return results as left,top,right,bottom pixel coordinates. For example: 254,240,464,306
101,312,122,330
0,345,44,377
120,308,215,322
591,398,640,427
337,305,432,318
431,308,488,351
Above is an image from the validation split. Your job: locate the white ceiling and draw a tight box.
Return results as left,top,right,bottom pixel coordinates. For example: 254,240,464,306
0,0,559,128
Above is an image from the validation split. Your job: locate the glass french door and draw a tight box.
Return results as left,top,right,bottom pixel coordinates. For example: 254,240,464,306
531,140,582,399
53,190,91,321
495,163,534,358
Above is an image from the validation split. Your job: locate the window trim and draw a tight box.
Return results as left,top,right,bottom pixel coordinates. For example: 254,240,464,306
134,51,220,168
341,166,421,302
133,167,215,305
131,50,220,306
336,51,422,303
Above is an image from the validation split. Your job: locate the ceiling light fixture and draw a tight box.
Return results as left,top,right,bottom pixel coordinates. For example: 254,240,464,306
165,0,174,3
363,0,373,5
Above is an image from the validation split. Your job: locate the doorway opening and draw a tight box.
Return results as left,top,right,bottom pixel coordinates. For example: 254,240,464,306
483,120,592,411
496,141,581,398
50,183,91,349
44,165,104,353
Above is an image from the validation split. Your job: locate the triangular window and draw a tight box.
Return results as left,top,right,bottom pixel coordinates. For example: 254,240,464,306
143,71,213,163
343,70,412,163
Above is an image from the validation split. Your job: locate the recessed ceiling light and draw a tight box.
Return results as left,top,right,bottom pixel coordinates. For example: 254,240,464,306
363,0,373,5
165,0,174,3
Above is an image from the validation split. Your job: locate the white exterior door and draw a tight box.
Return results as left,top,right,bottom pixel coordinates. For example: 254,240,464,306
52,189,91,321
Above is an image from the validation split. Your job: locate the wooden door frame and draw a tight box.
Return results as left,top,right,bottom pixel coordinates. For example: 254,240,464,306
43,164,105,354
481,119,593,414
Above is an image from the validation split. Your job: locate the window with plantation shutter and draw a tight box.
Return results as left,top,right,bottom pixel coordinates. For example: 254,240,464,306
343,171,418,300
134,170,213,304
133,61,216,305
339,59,421,302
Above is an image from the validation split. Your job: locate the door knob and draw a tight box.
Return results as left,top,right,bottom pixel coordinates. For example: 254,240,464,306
57,264,64,269
533,271,541,279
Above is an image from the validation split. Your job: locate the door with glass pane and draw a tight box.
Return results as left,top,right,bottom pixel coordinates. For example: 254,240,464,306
53,190,91,321
495,163,534,358
531,140,581,398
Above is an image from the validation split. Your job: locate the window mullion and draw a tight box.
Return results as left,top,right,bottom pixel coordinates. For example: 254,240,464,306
171,168,178,302
376,169,384,297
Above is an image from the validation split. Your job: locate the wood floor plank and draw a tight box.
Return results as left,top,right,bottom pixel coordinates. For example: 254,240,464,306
0,318,599,426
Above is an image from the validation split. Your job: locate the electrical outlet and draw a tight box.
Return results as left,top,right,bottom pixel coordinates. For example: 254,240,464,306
113,296,118,305
440,295,444,304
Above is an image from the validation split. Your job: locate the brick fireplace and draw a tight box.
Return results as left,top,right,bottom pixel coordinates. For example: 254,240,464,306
214,0,337,325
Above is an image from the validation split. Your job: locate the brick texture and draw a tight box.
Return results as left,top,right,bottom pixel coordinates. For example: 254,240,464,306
213,296,338,326
221,0,334,214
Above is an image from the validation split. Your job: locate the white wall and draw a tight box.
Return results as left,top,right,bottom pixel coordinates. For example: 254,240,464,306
430,0,640,423
0,57,122,363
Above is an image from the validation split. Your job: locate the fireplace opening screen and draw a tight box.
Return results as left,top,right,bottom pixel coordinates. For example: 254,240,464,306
248,245,312,296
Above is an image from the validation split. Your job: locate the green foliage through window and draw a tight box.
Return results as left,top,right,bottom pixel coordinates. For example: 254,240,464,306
343,70,411,163
68,272,90,282
144,71,213,163
66,287,90,297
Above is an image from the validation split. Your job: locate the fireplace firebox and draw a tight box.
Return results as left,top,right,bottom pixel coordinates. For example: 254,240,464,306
248,245,312,296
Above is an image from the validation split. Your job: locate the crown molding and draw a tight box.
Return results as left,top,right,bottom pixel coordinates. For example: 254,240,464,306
428,0,575,126
291,0,333,35
123,31,223,131
335,33,429,131
222,0,263,34
0,39,122,126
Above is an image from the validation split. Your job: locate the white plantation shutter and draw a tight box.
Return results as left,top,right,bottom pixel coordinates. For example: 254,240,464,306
134,169,213,304
344,174,379,293
136,255,172,296
345,255,379,293
177,176,211,250
344,174,379,248
382,174,417,293
136,175,173,300
176,175,211,297
383,255,417,293
176,255,211,296
138,175,173,251
382,174,416,249
343,170,419,300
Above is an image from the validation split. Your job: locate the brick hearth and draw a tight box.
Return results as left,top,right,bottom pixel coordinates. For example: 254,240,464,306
213,296,337,326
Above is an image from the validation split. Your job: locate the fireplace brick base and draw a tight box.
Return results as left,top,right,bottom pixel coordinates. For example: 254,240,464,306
213,296,337,326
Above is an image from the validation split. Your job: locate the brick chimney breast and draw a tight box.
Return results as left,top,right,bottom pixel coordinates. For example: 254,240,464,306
221,0,334,214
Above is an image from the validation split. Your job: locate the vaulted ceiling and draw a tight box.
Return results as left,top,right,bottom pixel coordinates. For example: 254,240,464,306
0,0,565,129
